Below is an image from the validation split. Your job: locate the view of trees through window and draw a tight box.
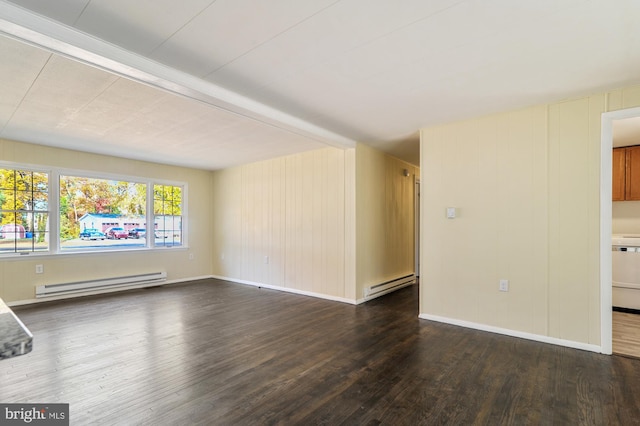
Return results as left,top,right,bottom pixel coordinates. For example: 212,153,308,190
60,175,146,250
154,184,183,247
0,166,184,254
0,168,49,253
60,176,183,250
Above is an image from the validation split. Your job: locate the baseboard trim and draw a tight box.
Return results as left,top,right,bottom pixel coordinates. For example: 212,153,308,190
613,306,640,315
7,275,215,307
419,313,603,354
211,275,358,305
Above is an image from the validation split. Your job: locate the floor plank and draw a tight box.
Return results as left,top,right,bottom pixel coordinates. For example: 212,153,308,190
1,279,640,425
613,311,640,358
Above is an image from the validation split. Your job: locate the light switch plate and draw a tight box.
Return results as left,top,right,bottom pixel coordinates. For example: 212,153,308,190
446,207,456,219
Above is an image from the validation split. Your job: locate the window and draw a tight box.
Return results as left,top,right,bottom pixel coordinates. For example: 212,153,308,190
0,163,185,256
60,175,147,251
0,168,49,253
154,184,183,247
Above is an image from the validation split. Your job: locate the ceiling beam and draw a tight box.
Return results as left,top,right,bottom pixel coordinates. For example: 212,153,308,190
0,0,356,150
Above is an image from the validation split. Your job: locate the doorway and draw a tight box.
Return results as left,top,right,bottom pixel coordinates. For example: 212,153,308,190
601,106,640,356
415,178,420,277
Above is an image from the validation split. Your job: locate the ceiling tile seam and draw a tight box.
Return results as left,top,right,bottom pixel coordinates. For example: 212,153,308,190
228,0,469,94
70,0,91,27
143,81,356,150
346,1,592,91
202,0,342,79
0,50,53,137
246,0,593,97
75,77,133,136
147,0,218,57
0,1,357,150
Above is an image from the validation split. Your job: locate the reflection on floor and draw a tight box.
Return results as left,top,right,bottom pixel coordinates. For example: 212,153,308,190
613,310,640,358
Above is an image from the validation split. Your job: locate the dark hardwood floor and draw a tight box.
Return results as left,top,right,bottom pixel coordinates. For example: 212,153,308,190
2,279,640,425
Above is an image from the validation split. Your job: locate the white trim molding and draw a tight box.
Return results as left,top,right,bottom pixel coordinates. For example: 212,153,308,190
419,313,602,354
599,106,640,355
211,275,359,305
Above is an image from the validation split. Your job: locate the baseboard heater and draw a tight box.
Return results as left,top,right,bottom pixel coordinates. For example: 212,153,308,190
35,272,167,298
364,274,415,298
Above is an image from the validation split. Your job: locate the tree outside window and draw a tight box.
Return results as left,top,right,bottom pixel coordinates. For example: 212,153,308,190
0,166,185,255
60,176,146,250
0,168,49,253
154,184,182,247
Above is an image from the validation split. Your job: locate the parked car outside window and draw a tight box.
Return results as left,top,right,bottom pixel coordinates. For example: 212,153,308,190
128,228,147,239
105,227,128,239
79,228,106,240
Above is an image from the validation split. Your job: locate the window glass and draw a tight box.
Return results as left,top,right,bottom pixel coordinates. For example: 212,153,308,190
60,176,146,251
154,184,182,247
0,166,185,255
0,169,49,253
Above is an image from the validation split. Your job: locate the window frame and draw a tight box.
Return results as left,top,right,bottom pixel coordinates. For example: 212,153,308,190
0,162,187,257
152,183,185,248
0,162,51,254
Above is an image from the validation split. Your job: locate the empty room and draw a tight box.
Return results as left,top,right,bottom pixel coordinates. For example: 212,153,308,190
1,1,640,424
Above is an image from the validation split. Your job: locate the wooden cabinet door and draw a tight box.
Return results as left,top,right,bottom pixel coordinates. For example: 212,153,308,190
613,148,626,201
626,146,640,200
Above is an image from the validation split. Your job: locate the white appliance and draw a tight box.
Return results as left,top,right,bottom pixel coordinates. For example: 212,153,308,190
612,234,640,310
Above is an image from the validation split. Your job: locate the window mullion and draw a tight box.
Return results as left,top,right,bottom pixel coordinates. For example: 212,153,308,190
1,163,185,255
50,170,60,253
147,182,154,249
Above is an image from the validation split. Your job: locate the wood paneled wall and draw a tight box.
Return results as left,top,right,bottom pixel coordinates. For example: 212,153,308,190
211,144,420,301
548,96,604,344
356,144,419,297
211,147,355,300
420,83,640,346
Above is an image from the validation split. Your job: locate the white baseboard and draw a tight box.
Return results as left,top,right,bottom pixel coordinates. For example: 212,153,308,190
419,313,603,354
211,275,358,305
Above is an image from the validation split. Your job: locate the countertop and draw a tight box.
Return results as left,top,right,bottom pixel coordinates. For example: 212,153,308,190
0,298,33,359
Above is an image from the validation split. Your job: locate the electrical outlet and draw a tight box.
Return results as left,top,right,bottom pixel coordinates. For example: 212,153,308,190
35,264,44,274
499,279,509,292
264,256,269,264
188,253,194,260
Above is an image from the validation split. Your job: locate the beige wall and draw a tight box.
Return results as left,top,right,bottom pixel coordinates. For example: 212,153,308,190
0,139,213,303
1,138,420,304
613,201,640,234
356,143,419,297
420,83,640,346
210,143,420,302
210,147,356,300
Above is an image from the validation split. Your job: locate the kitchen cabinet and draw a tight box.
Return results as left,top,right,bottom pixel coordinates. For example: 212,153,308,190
613,148,625,201
613,146,640,201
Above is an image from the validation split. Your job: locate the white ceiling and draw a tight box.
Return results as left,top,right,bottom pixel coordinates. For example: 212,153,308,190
1,0,640,170
613,116,640,148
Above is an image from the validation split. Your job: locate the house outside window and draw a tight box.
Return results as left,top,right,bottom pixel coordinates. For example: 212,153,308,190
0,164,186,256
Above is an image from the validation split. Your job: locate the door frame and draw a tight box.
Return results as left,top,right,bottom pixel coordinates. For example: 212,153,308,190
414,178,420,277
600,106,640,355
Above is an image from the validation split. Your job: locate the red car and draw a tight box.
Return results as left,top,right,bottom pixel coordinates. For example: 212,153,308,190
105,227,128,239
